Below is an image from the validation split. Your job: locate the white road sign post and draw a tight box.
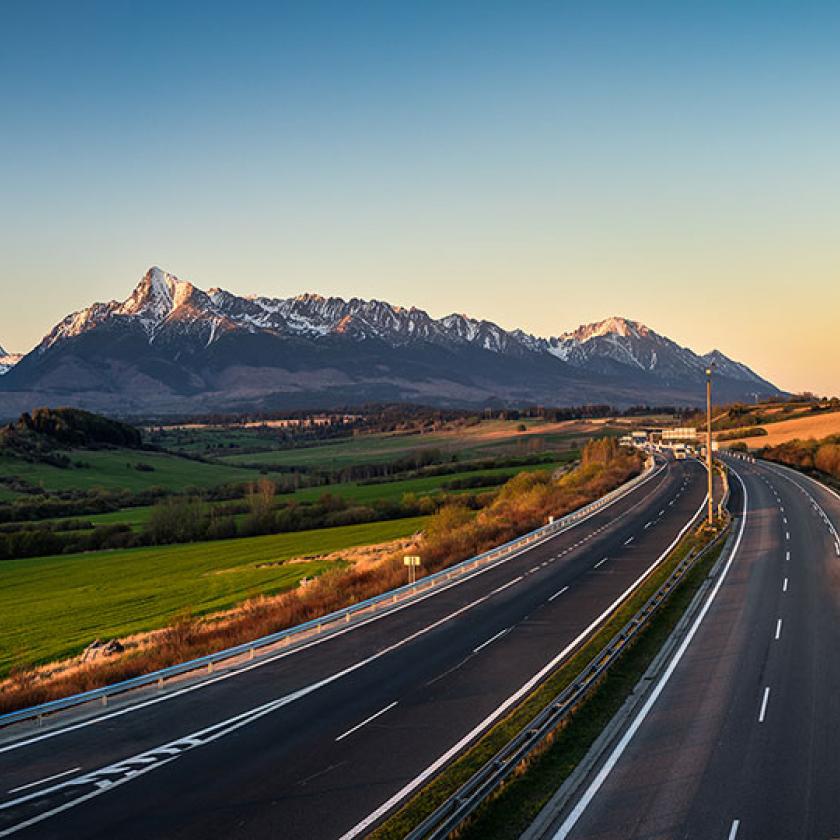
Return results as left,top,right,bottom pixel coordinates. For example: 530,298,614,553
403,555,421,585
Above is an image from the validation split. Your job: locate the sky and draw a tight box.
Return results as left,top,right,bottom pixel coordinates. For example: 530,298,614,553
1,1,839,394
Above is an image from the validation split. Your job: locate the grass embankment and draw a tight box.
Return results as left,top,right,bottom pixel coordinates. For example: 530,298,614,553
371,522,725,840
0,516,428,677
0,449,259,494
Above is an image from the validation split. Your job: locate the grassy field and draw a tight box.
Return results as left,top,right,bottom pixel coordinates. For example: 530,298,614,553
11,459,573,531
719,410,840,449
216,419,612,469
0,515,428,676
0,449,260,494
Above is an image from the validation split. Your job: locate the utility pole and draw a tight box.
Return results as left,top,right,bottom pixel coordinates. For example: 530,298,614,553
706,365,714,525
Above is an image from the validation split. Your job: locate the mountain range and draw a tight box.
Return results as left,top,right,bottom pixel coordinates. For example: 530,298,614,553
0,267,783,418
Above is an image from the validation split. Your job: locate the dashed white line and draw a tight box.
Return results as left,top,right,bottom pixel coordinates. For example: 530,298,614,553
336,701,398,742
758,686,770,723
594,558,607,569
8,768,82,795
775,619,782,640
783,577,789,592
644,522,652,529
529,566,540,574
623,537,634,546
548,586,569,602
786,532,790,541
785,551,790,562
728,819,740,840
473,627,512,654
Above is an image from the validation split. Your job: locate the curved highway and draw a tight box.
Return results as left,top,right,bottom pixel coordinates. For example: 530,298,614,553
552,455,840,840
0,456,707,839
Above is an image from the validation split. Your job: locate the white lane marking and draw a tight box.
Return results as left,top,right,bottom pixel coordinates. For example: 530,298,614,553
551,468,747,839
729,819,740,840
759,686,770,723
783,517,788,525
623,537,634,546
7,767,81,795
529,566,540,574
341,490,711,840
783,577,788,592
473,627,512,654
786,551,790,562
335,701,398,742
775,619,782,640
644,522,652,529
786,532,790,541
594,558,607,569
548,586,569,602
490,576,524,596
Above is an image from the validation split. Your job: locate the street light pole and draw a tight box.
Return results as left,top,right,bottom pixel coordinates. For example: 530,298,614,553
706,366,714,525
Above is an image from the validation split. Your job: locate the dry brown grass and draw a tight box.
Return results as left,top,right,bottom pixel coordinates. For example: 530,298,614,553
718,411,840,448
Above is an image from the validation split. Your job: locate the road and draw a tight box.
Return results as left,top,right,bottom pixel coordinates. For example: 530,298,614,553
553,455,840,840
0,456,707,840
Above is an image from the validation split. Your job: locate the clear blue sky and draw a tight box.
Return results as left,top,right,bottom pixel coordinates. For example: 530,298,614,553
2,1,839,393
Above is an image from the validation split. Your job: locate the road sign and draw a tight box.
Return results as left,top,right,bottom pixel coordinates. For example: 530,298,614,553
403,555,421,584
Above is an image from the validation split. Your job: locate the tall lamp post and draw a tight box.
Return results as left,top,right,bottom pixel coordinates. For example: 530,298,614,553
706,365,714,525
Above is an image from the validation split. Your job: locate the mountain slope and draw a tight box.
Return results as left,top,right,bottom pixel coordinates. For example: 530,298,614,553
0,342,21,377
0,267,784,416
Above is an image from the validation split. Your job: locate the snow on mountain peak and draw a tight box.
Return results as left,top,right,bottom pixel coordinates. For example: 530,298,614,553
561,316,650,343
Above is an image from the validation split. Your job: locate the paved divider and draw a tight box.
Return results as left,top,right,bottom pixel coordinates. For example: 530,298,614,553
0,458,661,730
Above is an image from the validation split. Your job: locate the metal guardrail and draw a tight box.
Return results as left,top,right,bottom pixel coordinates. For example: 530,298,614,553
404,522,731,840
0,458,662,730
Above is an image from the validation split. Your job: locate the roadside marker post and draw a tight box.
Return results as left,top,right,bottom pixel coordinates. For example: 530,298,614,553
404,555,422,585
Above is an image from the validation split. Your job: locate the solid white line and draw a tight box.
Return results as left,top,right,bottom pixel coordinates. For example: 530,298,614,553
775,619,782,640
548,586,569,602
473,628,512,654
335,702,398,742
7,767,81,795
594,558,607,569
783,577,788,592
551,468,747,839
759,686,770,723
729,819,740,840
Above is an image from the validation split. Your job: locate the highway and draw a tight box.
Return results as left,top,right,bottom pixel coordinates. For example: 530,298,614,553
0,456,707,840
552,455,840,840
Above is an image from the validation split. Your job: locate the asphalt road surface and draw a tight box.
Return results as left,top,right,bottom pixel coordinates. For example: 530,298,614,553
0,456,707,840
555,456,840,840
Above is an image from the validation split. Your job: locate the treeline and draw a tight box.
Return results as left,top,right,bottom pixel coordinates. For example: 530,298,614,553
2,407,142,451
762,435,840,481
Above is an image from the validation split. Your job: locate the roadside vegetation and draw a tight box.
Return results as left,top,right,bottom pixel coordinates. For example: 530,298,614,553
0,435,640,716
762,434,840,483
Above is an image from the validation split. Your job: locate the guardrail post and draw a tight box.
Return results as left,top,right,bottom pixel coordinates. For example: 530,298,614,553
249,647,255,660
157,677,164,690
37,714,43,728
101,695,108,707
207,662,214,674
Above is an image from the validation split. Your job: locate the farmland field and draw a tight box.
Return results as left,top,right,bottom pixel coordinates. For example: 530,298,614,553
0,449,260,494
16,458,572,531
0,515,428,676
216,418,614,469
718,410,840,449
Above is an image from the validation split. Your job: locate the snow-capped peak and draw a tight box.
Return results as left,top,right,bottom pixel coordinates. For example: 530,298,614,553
560,316,649,343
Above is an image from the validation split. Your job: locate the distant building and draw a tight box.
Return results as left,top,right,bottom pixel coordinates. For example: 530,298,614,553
661,427,698,443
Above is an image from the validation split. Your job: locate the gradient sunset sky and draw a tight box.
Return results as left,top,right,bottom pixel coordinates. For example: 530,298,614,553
2,2,838,394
